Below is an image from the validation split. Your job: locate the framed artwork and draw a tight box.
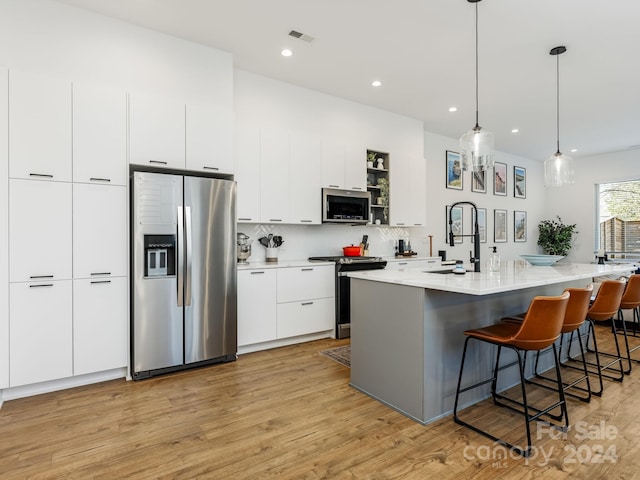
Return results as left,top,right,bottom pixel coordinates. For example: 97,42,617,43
494,209,507,242
471,207,487,243
446,150,462,190
471,170,486,194
446,205,463,244
493,162,507,196
514,210,527,242
514,166,526,198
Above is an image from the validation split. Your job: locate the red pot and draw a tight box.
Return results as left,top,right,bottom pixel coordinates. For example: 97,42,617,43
343,245,361,257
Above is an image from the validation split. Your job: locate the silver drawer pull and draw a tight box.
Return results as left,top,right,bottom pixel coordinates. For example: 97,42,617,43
328,184,340,188
203,166,219,171
398,262,408,265
91,272,111,276
90,177,111,183
352,187,362,190
301,301,314,306
238,218,252,221
149,160,167,165
29,173,53,178
300,219,312,223
301,268,314,271
30,275,54,279
91,280,111,285
30,283,53,288
250,271,266,275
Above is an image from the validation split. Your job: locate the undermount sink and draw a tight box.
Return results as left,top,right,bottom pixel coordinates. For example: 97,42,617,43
424,269,471,275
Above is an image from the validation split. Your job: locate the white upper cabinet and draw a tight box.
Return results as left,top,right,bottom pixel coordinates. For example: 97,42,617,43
321,138,345,189
235,123,261,222
290,132,321,224
390,153,426,227
72,82,127,185
345,143,367,192
73,184,128,279
260,126,290,224
9,179,72,282
129,92,185,169
408,154,427,227
0,67,7,389
186,103,234,174
9,70,72,182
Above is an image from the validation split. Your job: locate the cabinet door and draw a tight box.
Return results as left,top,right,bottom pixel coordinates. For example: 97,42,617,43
129,92,185,169
237,270,277,346
277,266,334,303
260,127,290,223
235,123,261,222
408,154,427,227
0,67,7,389
290,132,321,224
186,103,234,174
9,70,72,182
73,277,127,375
73,184,127,279
389,155,411,227
9,179,72,282
321,139,344,189
9,281,73,387
277,297,334,338
345,143,367,192
72,82,127,185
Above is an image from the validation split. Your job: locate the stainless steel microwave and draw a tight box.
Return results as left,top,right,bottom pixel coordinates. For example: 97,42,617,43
322,188,370,224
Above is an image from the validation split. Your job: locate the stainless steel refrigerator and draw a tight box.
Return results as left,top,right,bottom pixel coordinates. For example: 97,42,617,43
131,170,237,379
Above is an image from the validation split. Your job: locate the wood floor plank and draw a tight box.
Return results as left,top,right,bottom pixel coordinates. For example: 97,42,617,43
1,335,639,478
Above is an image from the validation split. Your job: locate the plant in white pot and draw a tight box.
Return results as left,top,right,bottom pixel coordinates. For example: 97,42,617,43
537,216,577,256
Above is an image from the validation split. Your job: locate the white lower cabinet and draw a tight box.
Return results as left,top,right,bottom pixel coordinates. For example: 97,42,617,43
9,281,73,387
237,269,277,346
238,264,335,350
385,258,440,270
277,298,334,339
73,277,128,376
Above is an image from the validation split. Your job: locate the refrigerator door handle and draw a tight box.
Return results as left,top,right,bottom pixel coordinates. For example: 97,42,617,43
185,206,193,306
177,206,184,307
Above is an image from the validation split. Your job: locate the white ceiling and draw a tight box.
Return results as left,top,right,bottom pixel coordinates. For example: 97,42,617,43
54,0,640,161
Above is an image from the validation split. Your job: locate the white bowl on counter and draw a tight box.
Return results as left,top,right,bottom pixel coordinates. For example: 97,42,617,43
520,254,565,266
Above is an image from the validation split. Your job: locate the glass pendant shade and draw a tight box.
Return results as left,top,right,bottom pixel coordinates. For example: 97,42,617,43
460,125,495,171
544,151,574,187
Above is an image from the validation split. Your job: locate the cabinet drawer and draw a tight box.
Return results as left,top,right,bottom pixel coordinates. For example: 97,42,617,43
277,266,334,303
277,297,334,339
386,259,439,270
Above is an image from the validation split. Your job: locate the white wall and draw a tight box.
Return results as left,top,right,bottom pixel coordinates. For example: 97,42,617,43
0,0,232,106
545,149,640,263
424,131,547,264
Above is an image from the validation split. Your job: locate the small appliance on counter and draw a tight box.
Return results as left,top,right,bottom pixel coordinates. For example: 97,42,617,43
237,232,252,263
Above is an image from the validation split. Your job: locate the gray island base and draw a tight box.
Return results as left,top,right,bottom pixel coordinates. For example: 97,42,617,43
348,261,635,425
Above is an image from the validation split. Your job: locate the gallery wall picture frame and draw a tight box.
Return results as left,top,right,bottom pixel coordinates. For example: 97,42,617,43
493,162,507,196
471,207,487,243
446,150,463,190
494,209,507,242
471,170,486,193
514,166,526,198
514,210,527,242
446,205,464,244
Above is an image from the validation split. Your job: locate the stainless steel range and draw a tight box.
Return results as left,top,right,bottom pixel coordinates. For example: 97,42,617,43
308,256,387,338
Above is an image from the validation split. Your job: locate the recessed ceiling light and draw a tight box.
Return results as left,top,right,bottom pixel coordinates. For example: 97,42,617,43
281,49,293,57
570,148,578,153
448,106,457,113
371,80,382,87
511,128,519,133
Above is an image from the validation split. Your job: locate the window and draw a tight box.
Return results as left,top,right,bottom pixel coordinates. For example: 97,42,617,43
598,179,640,259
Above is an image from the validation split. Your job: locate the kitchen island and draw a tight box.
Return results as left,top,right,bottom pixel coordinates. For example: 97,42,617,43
348,261,636,425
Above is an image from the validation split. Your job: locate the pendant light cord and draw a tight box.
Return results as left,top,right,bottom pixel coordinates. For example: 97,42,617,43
556,52,561,155
475,1,479,128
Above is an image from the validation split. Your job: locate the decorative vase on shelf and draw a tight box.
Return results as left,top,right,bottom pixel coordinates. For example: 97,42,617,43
367,161,374,169
377,158,384,169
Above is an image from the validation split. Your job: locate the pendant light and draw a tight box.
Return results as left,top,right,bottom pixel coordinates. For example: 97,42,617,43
544,46,574,187
460,0,494,172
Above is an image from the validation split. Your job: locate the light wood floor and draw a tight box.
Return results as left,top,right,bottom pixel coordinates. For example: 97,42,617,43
1,332,640,479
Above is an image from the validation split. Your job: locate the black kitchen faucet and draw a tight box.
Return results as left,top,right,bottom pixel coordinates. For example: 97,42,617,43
448,201,481,272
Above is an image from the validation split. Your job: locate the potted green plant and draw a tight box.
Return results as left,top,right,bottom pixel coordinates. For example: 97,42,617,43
377,177,389,221
367,152,376,169
537,216,577,256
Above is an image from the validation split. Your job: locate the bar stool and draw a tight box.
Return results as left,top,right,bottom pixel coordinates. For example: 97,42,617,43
617,274,640,367
567,279,626,392
453,291,570,458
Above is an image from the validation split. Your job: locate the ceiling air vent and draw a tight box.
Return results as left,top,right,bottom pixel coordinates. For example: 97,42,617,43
288,30,314,43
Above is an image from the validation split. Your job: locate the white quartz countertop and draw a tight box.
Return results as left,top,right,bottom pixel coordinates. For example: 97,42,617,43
347,261,637,295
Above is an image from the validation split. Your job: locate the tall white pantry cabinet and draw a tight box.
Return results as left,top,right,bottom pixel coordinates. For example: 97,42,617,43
2,69,128,389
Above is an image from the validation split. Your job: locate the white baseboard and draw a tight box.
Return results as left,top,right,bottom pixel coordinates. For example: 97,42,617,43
238,331,333,355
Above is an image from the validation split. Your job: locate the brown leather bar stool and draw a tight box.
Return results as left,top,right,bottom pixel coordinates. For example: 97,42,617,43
527,286,594,402
567,279,626,393
616,274,640,366
453,292,570,458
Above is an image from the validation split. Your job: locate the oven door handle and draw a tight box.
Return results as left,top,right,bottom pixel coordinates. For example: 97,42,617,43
338,272,350,277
